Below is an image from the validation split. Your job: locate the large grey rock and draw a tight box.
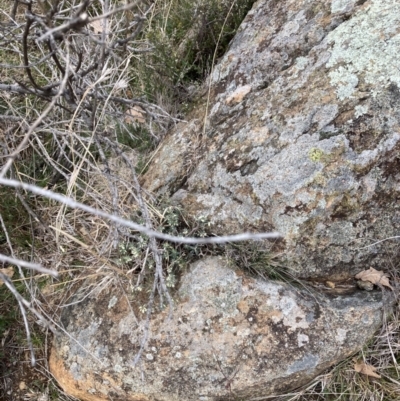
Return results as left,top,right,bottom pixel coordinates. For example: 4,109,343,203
50,257,388,401
143,0,400,278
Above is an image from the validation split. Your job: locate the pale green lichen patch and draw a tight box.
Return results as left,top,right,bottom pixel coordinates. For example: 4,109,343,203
331,0,357,14
108,295,118,309
312,172,327,187
354,104,369,118
327,0,400,99
295,56,309,71
328,67,359,101
309,148,325,162
309,140,346,164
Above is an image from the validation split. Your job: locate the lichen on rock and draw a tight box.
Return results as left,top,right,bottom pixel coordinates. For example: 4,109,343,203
50,257,389,401
50,1,400,400
143,0,400,278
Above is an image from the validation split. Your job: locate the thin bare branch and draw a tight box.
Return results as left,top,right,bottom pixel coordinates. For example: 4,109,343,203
0,83,58,96
0,177,282,244
37,0,144,42
0,56,71,178
0,271,57,332
353,236,400,250
18,299,36,366
0,254,58,277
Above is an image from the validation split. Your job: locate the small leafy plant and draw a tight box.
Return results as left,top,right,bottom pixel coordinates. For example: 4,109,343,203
117,202,213,294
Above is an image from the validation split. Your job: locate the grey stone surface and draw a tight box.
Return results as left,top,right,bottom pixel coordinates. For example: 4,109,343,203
143,0,400,278
50,257,389,401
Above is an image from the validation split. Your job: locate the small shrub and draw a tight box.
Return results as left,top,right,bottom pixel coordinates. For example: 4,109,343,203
117,202,212,295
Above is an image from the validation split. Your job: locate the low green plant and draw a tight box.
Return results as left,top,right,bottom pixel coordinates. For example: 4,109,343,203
0,188,33,249
114,120,153,150
117,202,213,293
0,282,19,342
225,241,289,282
130,0,256,112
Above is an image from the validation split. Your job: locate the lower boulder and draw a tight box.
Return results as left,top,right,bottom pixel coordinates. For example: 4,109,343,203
50,257,389,401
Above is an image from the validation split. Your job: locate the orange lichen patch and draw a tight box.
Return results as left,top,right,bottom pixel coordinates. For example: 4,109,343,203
237,300,250,314
49,348,149,401
256,307,284,326
49,349,102,401
255,335,274,354
226,85,252,105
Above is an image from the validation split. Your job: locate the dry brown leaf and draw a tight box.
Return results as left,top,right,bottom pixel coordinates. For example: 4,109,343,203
354,361,381,378
125,106,146,124
355,267,393,290
0,266,14,286
89,20,104,34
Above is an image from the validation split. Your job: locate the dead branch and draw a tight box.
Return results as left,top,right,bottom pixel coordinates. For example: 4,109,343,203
0,177,282,244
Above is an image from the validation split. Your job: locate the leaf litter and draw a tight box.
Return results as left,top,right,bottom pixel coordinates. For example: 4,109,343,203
355,267,393,290
354,361,381,379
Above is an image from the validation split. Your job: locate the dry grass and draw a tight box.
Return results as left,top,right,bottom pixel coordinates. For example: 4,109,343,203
0,0,186,398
